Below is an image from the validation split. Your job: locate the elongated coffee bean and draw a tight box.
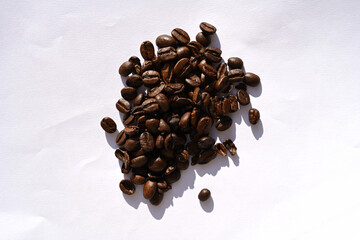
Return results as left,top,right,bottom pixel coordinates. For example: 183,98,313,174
139,132,155,152
199,22,217,34
244,72,261,87
237,89,250,105
143,180,157,199
101,117,117,133
140,41,155,60
171,28,190,45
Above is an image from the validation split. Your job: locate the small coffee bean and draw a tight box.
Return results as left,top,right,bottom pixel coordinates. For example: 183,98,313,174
145,118,160,135
204,46,222,63
121,87,137,101
142,70,160,87
157,46,177,62
155,93,170,113
156,34,176,48
217,62,228,79
140,41,155,60
219,98,231,115
143,180,157,199
228,69,245,83
115,149,130,169
155,135,164,149
128,56,141,66
176,46,191,59
215,143,227,156
215,76,230,93
124,139,140,152
126,74,143,88
196,32,210,47
197,148,217,164
171,28,190,45
142,98,160,114
116,130,127,146
244,72,261,87
228,95,239,112
174,58,192,78
249,108,260,124
148,156,167,172
176,149,190,162
188,41,204,59
185,74,201,87
139,132,155,152
158,118,171,133
121,162,131,174
215,116,233,131
116,98,131,113
163,83,185,95
228,57,243,69
119,179,136,195
190,107,200,128
119,61,134,77
179,112,191,132
164,133,184,151
197,136,215,149
164,169,181,184
200,22,217,35
148,82,165,98
198,188,211,201
133,93,144,106
223,138,237,156
150,190,164,205
198,60,217,79
101,117,117,133
124,126,139,136
123,113,135,125
131,175,146,185
161,63,174,83
131,155,148,168
197,116,213,135
236,89,250,105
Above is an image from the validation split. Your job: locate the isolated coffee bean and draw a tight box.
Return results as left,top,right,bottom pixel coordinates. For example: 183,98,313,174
124,139,140,152
142,70,160,87
119,179,135,195
228,69,245,83
126,74,143,88
244,72,261,87
140,41,155,60
148,156,167,172
143,180,157,199
131,155,148,168
204,47,222,63
156,34,176,48
228,57,243,69
164,169,181,184
198,136,215,149
131,175,146,185
158,46,177,62
101,117,117,133
198,188,211,201
176,46,191,59
174,58,192,78
119,61,134,77
200,22,217,35
197,148,217,164
216,116,233,131
249,108,260,124
171,28,190,45
215,143,227,156
139,132,155,152
237,89,250,105
196,32,210,47
223,138,237,156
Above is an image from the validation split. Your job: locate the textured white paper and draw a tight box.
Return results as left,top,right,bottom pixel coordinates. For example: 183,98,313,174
1,0,360,239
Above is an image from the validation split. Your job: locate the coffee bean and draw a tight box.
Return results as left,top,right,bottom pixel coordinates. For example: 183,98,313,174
196,116,213,135
121,87,137,101
142,98,160,114
198,136,215,149
179,112,191,132
156,135,164,149
101,117,117,133
171,28,190,45
139,132,155,152
174,58,192,78
123,113,135,125
188,41,204,59
198,60,217,79
158,118,171,133
197,148,217,164
131,155,148,168
119,61,134,77
131,105,145,116
157,46,177,62
215,143,227,156
116,98,131,114
215,76,230,93
228,69,245,83
119,179,135,195
150,190,164,205
140,41,155,60
189,56,199,69
164,169,181,184
155,93,170,113
176,46,191,59
124,139,140,152
124,126,139,136
131,175,146,185
142,70,160,87
145,118,160,135
235,82,247,90
185,74,201,87
198,188,211,201
148,82,165,98
133,93,145,106
228,57,243,69
223,138,237,156
156,34,176,48
126,74,143,88
164,133,184,151
204,46,222,63
143,180,157,199
163,83,185,95
201,92,211,110
244,72,261,87
249,108,260,124
217,62,228,79
200,22,217,34
236,89,250,105
190,107,200,128
128,56,141,66
219,98,231,116
196,32,210,47
228,95,239,112
121,162,131,174
116,130,127,146
133,148,146,158
115,149,130,169
161,63,174,83
215,116,233,131
148,156,167,172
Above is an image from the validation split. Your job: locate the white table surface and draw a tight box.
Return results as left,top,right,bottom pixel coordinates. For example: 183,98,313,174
1,0,360,239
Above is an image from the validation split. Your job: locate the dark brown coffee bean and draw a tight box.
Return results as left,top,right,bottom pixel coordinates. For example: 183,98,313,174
100,117,117,133
244,72,261,87
179,112,191,132
198,60,217,79
235,82,247,90
157,180,168,189
176,46,191,59
217,62,228,79
176,149,189,163
190,107,200,128
148,82,165,98
139,132,155,152
198,188,211,201
132,148,145,157
215,143,227,156
147,172,162,180
192,87,202,106
176,158,189,170
215,76,230,93
119,61,134,77
126,74,143,88
196,32,210,47
142,98,160,114
204,46,222,63
198,136,215,149
119,179,135,195
167,113,180,131
197,116,213,135
200,22,217,35
249,108,260,124
228,95,239,112
158,46,177,62
164,133,184,150
164,166,176,176
148,156,167,172
171,28,190,45
185,74,201,87
164,169,181,184
157,119,169,134
131,105,145,116
115,149,130,169
140,40,155,60
116,98,131,113
189,56,199,69
136,115,147,129
121,162,131,174
188,41,204,59
228,69,245,83
155,135,164,149
163,83,185,95
116,130,127,146
228,57,243,69
131,155,148,168
155,93,170,113
169,95,193,108
236,89,250,105
131,175,146,185
142,70,160,87
156,34,176,48
204,81,216,94
124,126,139,136
174,58,192,78
223,138,237,156
161,63,174,84
123,113,135,125
201,92,211,110
219,98,231,115
143,180,157,199
121,87,137,101
150,190,164,205
145,118,160,135
133,93,145,106
185,141,200,156
128,56,141,66
124,139,140,152
215,116,233,131
141,60,155,73
197,148,217,164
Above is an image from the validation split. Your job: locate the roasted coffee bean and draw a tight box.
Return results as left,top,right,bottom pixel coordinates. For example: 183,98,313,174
179,112,191,132
139,132,155,152
170,95,193,108
126,74,143,88
174,58,192,78
164,169,181,184
158,118,171,133
198,188,211,201
142,98,160,114
119,61,134,77
141,60,155,73
130,155,148,168
145,118,160,135
124,126,139,136
215,76,230,93
147,172,162,180
219,98,231,115
228,95,239,112
186,141,201,156
121,87,137,101
155,93,170,112
156,34,176,48
165,166,176,176
131,105,145,116
185,74,201,87
189,56,199,69
204,46,222,63
133,93,145,106
123,113,135,125
128,56,141,66
188,41,204,59
115,149,130,169
164,133,184,150
228,69,245,83
148,82,165,98
176,149,190,162
244,72,261,87
161,63,174,83
119,179,135,195
235,82,247,90
217,62,228,79
236,89,250,106
140,41,155,60
157,180,168,189
201,92,211,109
249,108,260,124
176,46,191,59
228,57,243,69
116,130,127,146
223,138,237,156
121,162,131,174
198,60,217,79
163,83,185,95
196,32,210,47
132,148,145,157
171,28,190,45
124,139,140,152
200,22,217,35
176,158,189,170
198,136,215,149
215,143,227,156
215,116,233,131
148,156,167,172
190,107,200,128
131,175,146,185
204,81,216,94
158,46,177,62
116,99,131,114
155,135,164,149
150,190,164,205
167,113,180,131
143,180,157,199
101,117,117,134
192,87,202,106
197,148,217,164
142,70,160,87
197,116,213,135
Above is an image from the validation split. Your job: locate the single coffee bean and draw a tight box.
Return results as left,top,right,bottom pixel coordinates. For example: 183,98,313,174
176,46,191,59
188,41,204,59
163,83,185,95
196,32,210,47
201,92,211,110
156,34,176,48
244,72,261,87
150,190,164,205
236,89,250,105
145,118,160,135
157,46,177,62
204,46,222,63
148,82,165,98
164,169,181,184
148,156,167,172
190,107,200,128
228,69,245,83
133,93,145,106
228,57,243,69
200,22,217,35
123,113,135,125
198,60,217,79
197,148,217,164
115,149,130,169
197,116,213,135
217,62,228,79
176,158,189,170
198,188,211,201
141,60,155,73
128,56,141,66
119,61,134,77
142,98,160,114
140,40,155,60
161,63,174,83
223,138,237,156
169,95,193,108
192,87,202,106
131,175,146,185
174,58,192,78
215,116,233,131
198,136,215,149
143,180,157,199
121,162,131,174
219,98,231,116
249,108,260,124
101,117,117,133
235,82,247,90
126,74,143,88
164,133,184,151
185,74,201,87
116,98,131,113
155,93,170,113
131,155,148,168
167,113,180,131
139,132,155,152
121,87,137,101
215,143,227,156
142,70,160,87
132,148,145,157
124,139,140,152
189,56,199,69
171,28,190,45
176,149,190,162
155,135,164,149
228,95,239,112
131,105,145,116
215,76,230,93
179,112,191,132
158,118,171,133
119,179,136,195
124,126,139,136
116,130,127,146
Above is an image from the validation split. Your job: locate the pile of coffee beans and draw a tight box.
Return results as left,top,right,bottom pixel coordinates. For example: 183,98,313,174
101,22,261,205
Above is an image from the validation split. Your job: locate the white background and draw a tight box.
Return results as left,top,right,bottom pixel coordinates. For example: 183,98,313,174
1,0,360,239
